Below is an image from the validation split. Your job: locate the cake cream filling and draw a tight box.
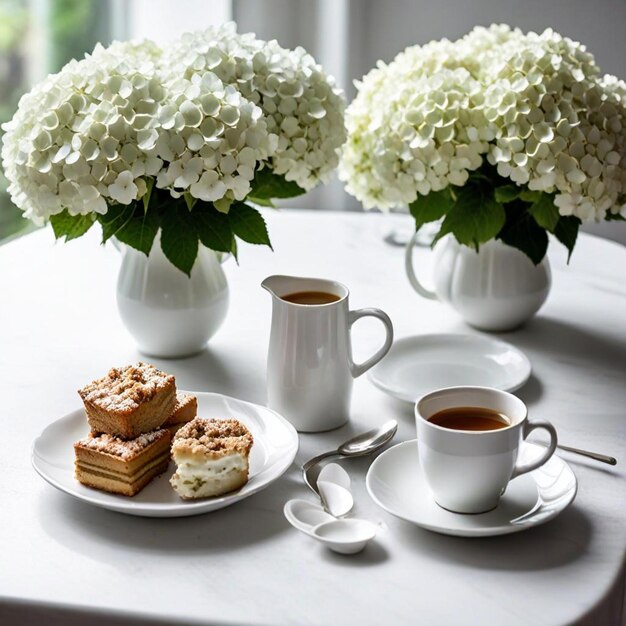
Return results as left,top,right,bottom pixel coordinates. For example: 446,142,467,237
170,452,248,497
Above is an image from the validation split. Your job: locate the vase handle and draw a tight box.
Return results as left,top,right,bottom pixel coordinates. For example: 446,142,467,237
405,232,438,300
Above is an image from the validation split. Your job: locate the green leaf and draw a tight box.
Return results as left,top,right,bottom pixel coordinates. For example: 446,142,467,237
228,203,272,248
142,178,154,214
409,188,454,230
114,205,160,255
247,196,275,208
249,168,306,202
160,203,198,276
214,197,233,214
97,203,136,243
191,202,234,254
494,185,521,204
520,189,542,203
528,194,559,232
230,235,239,263
605,212,626,221
553,216,581,262
497,202,549,265
433,187,506,250
183,192,196,211
50,210,95,241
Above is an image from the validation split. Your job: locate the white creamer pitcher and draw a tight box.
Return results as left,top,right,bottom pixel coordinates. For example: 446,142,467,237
262,275,394,432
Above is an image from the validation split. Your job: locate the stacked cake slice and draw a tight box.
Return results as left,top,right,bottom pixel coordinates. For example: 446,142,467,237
162,392,198,435
74,363,197,496
74,430,172,497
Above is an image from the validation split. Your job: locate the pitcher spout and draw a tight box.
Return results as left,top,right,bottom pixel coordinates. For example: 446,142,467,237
261,275,349,301
261,275,292,299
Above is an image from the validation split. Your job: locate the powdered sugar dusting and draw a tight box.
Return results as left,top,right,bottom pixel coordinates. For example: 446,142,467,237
78,362,175,412
76,429,168,460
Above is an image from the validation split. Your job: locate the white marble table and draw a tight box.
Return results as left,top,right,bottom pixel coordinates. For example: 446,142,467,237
1,210,625,626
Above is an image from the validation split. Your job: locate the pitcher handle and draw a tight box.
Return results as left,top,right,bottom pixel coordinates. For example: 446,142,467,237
405,231,438,300
348,308,394,378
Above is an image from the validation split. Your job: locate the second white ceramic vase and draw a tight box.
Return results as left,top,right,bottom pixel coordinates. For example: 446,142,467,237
116,232,229,358
405,235,551,332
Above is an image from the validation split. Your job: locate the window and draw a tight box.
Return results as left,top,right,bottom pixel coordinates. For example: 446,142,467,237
0,0,114,242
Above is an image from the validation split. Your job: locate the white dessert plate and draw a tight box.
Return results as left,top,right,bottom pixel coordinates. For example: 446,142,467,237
366,440,576,537
32,391,299,518
368,334,531,403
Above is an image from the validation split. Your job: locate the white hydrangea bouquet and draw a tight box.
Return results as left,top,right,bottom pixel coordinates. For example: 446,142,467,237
340,25,625,263
1,23,345,274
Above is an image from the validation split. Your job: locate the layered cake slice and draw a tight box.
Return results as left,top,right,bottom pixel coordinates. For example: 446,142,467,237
74,429,172,496
170,418,253,499
78,363,176,438
161,392,198,435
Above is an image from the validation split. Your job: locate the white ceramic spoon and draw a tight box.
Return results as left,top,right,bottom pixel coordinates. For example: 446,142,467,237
317,481,354,517
317,463,353,517
318,463,351,489
283,499,377,555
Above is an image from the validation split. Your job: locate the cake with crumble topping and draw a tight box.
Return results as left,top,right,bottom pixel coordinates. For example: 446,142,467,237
161,392,197,434
74,429,172,496
78,363,176,438
170,418,253,499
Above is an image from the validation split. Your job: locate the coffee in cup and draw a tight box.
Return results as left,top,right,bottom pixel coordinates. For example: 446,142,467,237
428,406,510,431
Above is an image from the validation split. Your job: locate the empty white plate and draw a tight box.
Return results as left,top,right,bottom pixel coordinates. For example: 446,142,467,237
32,391,299,518
368,334,531,403
366,440,577,537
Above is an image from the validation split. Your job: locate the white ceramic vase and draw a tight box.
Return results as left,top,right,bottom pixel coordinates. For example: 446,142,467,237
405,235,551,332
116,232,229,358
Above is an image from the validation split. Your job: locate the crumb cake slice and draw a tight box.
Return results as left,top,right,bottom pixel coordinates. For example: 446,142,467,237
74,429,171,496
162,392,198,434
170,418,253,499
78,363,176,438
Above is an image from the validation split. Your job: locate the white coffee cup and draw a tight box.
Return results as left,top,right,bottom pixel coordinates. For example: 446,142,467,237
415,386,558,514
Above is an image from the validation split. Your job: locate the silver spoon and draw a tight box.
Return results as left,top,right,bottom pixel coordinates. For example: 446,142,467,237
302,420,398,496
555,443,616,466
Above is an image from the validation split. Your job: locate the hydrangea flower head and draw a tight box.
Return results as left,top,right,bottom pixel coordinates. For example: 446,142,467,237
340,24,626,221
162,22,346,191
1,40,168,223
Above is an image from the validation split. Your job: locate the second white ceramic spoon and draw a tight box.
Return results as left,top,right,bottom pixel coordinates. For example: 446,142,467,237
312,518,377,554
283,499,377,555
284,499,334,532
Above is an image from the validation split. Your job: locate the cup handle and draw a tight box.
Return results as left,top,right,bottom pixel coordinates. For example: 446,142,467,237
405,231,438,300
348,308,394,378
511,420,558,479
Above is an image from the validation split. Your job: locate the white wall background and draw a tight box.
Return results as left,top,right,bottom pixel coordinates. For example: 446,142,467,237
124,0,626,244
122,0,231,42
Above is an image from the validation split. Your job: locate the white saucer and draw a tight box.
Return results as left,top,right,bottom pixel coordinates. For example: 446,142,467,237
368,333,531,403
32,391,299,518
366,440,576,537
